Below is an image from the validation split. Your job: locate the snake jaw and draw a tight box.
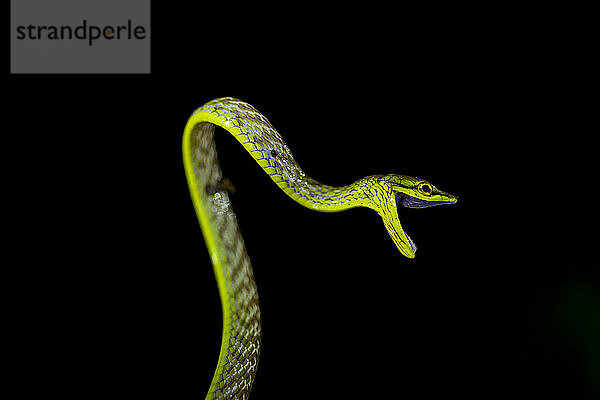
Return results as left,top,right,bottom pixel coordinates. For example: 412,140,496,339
379,189,457,258
376,192,417,258
383,190,456,257
380,210,417,258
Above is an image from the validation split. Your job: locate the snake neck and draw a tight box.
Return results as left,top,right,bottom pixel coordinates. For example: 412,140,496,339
282,175,377,213
189,97,381,214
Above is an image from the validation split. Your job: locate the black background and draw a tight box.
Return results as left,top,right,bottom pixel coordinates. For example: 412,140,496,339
8,2,598,399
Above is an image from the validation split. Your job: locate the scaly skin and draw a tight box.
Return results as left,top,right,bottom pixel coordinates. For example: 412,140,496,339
182,97,457,399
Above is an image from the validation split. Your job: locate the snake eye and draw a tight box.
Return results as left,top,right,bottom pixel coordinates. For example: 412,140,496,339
418,182,433,195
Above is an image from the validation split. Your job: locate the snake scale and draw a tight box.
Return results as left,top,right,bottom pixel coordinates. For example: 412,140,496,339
182,97,457,399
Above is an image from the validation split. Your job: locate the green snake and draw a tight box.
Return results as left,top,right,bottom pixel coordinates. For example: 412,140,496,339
182,97,457,399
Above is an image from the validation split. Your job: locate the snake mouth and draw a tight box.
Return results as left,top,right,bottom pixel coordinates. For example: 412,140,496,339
397,192,455,208
389,190,456,257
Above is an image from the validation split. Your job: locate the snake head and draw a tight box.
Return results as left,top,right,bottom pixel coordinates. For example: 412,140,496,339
370,174,457,258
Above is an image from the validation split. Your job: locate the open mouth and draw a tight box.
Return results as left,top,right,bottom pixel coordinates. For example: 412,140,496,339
396,191,453,209
393,191,455,255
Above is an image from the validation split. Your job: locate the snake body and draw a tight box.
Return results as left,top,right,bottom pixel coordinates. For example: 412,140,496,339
182,97,457,399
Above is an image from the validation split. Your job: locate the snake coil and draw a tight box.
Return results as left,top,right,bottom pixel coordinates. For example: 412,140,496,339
182,97,456,399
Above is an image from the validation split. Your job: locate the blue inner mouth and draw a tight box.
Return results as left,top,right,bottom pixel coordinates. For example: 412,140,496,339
396,192,450,209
